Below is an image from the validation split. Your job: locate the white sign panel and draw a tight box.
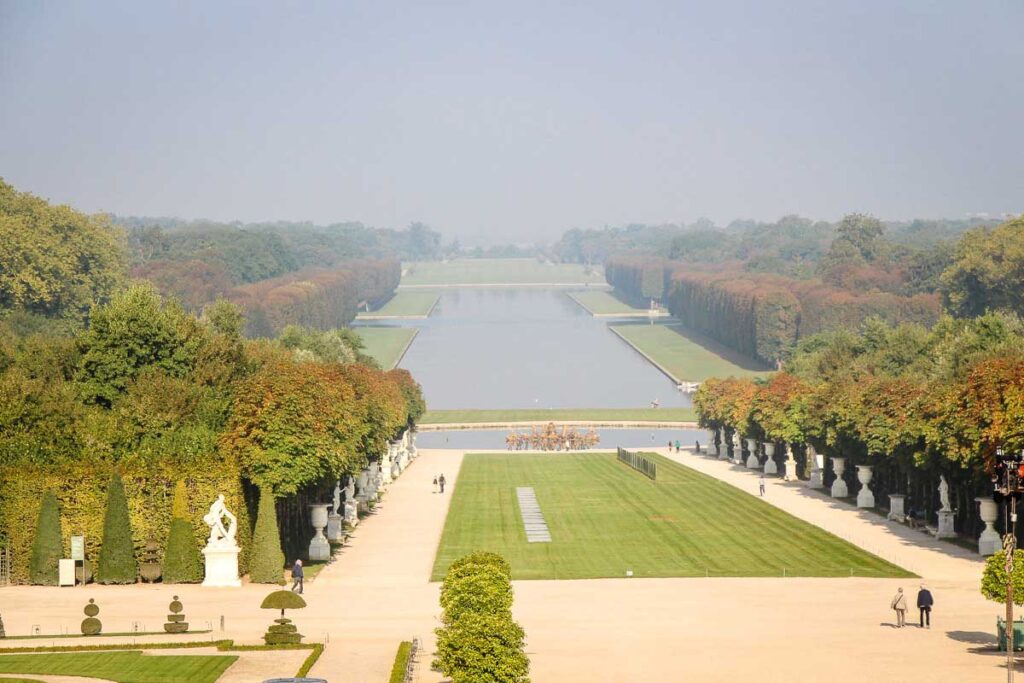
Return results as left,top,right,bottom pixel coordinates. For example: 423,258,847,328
58,558,76,586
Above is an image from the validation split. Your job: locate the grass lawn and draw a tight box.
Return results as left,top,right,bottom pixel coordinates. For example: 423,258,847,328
610,322,771,382
567,291,651,316
432,452,913,581
401,259,605,286
357,292,439,318
355,327,418,369
0,651,237,683
421,407,696,424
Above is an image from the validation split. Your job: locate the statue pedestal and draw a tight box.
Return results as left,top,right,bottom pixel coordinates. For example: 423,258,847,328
887,494,906,522
202,545,241,587
326,513,343,542
784,457,798,481
934,510,956,539
344,501,358,528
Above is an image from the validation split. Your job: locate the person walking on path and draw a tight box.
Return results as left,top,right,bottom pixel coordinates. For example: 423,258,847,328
675,440,681,453
759,475,766,497
291,559,304,594
433,476,438,493
439,473,447,494
891,587,908,627
917,584,933,628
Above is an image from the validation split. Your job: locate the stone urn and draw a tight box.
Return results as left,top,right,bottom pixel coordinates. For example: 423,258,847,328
855,465,874,508
830,457,848,498
745,439,760,469
763,442,778,476
308,504,331,562
976,497,1001,555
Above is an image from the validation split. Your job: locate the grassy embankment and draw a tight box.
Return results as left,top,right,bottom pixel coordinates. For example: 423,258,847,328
610,322,771,383
0,651,236,683
357,292,439,319
355,327,418,370
567,290,657,316
401,259,605,286
432,452,913,581
420,407,696,425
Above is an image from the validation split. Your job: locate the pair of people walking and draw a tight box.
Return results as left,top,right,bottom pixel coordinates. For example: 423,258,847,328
891,585,933,628
433,473,446,494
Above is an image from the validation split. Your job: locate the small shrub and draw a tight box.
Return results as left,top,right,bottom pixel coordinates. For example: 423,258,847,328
29,491,62,585
982,550,1024,605
250,487,285,583
96,472,137,584
434,612,529,683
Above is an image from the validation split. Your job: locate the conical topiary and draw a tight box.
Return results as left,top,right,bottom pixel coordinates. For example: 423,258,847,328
163,481,203,583
249,487,285,584
96,471,137,584
29,491,62,585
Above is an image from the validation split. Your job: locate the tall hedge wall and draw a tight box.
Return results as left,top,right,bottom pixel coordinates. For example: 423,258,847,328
0,462,250,585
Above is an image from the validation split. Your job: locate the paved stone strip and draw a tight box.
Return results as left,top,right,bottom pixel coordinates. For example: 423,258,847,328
516,486,552,543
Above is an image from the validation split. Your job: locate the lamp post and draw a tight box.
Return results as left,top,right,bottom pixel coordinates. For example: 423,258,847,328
993,445,1024,682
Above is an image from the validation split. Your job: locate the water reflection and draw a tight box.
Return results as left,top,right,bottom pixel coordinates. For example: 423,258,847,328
418,428,706,450
362,289,691,410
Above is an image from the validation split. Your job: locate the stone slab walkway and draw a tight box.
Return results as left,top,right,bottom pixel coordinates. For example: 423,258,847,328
516,487,552,543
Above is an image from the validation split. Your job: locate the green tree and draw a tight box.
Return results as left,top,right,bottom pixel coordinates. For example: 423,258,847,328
76,284,200,406
941,216,1024,318
249,487,286,584
981,550,1024,605
434,612,530,683
96,471,137,584
162,481,203,583
29,491,62,585
0,179,126,321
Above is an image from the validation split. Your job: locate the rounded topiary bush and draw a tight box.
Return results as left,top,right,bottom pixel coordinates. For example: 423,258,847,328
80,599,102,635
982,549,1024,605
440,564,514,625
434,612,529,683
29,491,62,585
249,487,285,584
96,471,137,584
163,481,203,583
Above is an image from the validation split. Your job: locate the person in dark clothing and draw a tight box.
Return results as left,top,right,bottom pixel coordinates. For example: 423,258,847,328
438,473,446,494
291,559,304,594
916,584,933,628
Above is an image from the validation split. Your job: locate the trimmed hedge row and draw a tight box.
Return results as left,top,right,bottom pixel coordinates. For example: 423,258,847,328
0,461,250,585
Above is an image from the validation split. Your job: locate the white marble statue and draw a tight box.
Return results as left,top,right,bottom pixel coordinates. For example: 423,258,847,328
203,495,238,547
939,475,951,512
332,480,342,515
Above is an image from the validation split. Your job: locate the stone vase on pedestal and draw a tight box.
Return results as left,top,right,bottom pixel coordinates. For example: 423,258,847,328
763,443,778,476
745,439,760,469
807,445,824,489
830,457,848,498
887,494,906,522
855,465,874,508
308,504,331,561
976,497,1001,555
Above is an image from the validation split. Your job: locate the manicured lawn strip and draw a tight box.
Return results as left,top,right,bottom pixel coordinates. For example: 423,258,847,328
401,259,605,286
358,292,439,317
2,630,212,640
432,452,913,581
0,651,236,683
355,327,418,369
420,407,696,424
568,291,649,315
389,641,413,683
610,322,771,382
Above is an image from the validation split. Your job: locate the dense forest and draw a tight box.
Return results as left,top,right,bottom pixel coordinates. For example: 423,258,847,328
0,179,426,584
604,213,1023,365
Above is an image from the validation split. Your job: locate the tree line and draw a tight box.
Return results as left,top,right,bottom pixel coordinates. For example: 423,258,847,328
693,311,1024,541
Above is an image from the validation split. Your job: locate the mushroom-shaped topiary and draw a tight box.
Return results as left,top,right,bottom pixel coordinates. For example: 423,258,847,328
260,590,306,644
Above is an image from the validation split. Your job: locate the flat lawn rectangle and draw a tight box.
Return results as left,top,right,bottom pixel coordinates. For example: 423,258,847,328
568,291,648,316
0,651,237,683
610,322,770,382
355,327,418,369
432,452,913,581
357,292,439,318
420,407,696,424
401,259,605,286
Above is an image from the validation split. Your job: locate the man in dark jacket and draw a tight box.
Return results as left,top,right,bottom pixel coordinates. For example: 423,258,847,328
916,584,933,628
438,473,447,494
291,559,304,594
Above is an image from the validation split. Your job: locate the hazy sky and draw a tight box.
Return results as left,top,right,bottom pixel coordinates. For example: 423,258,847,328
2,1,1022,243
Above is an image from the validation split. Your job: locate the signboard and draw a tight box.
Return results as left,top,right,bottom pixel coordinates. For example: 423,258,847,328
59,559,76,586
70,536,85,561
